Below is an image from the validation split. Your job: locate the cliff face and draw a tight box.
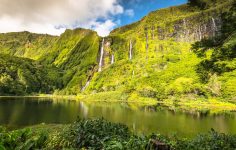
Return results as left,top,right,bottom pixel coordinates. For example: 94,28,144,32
85,0,236,102
0,31,57,60
96,1,232,70
158,15,222,42
0,28,100,95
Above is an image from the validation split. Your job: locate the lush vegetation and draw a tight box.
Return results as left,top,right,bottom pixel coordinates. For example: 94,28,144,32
0,31,57,60
0,28,99,95
0,54,61,95
81,0,236,113
0,0,235,113
41,29,100,94
1,1,236,149
1,118,236,150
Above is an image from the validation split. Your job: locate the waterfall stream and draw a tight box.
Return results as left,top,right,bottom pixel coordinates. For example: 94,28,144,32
129,40,132,60
199,26,202,40
98,38,104,72
212,17,217,31
111,54,114,64
81,80,90,92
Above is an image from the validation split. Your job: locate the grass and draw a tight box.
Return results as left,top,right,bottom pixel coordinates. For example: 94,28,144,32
76,90,236,114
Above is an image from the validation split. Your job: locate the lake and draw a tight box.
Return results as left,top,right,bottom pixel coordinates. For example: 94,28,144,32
0,97,236,137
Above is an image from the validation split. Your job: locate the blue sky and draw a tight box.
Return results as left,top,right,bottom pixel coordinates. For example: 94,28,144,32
0,0,187,36
116,0,187,27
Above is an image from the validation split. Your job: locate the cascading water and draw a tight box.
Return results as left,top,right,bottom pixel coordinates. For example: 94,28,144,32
98,38,104,72
198,26,202,40
111,54,114,64
212,17,218,37
212,17,217,31
81,80,90,92
183,19,187,39
129,40,132,60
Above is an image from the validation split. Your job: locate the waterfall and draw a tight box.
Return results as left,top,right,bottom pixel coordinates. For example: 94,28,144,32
98,38,104,72
81,79,90,92
111,54,114,64
204,24,207,34
212,17,218,37
198,26,202,40
129,40,132,60
212,17,217,31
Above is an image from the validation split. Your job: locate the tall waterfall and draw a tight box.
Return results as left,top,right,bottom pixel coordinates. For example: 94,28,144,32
212,17,218,37
198,26,202,40
129,40,132,60
98,38,104,72
212,17,217,31
111,54,114,64
81,80,90,92
183,19,187,37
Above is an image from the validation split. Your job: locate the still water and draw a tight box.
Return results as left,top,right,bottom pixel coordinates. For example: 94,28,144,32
0,97,236,137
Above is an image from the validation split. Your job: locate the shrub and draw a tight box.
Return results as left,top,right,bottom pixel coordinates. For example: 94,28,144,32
70,118,130,149
0,127,47,150
173,129,236,150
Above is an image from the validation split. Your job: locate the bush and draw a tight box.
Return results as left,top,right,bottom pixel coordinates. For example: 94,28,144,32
70,118,131,149
2,120,236,149
173,129,236,150
166,77,205,96
0,127,47,150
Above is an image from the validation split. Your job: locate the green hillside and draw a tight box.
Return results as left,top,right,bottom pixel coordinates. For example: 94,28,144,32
0,54,60,95
0,0,235,112
0,29,100,95
0,31,57,60
82,0,236,112
40,28,100,94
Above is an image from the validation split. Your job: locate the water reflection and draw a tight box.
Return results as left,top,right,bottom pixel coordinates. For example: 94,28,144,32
80,101,88,118
0,97,236,137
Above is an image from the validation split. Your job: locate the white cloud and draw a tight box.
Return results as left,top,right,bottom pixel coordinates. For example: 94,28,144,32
125,9,134,17
0,0,124,36
89,20,116,37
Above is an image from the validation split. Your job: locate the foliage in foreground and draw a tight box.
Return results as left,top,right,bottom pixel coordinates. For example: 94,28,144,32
1,118,236,150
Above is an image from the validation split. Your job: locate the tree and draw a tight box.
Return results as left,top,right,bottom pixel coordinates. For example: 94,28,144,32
188,0,207,9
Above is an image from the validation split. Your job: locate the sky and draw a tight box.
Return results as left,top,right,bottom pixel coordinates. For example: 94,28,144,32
0,0,187,37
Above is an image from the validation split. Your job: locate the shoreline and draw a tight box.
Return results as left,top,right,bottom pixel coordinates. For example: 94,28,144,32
0,94,77,99
1,95,236,114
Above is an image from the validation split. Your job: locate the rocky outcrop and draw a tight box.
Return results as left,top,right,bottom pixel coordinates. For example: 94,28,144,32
155,15,222,42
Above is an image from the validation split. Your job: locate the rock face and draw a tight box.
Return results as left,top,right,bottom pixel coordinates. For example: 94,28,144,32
156,16,222,42
97,38,114,70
